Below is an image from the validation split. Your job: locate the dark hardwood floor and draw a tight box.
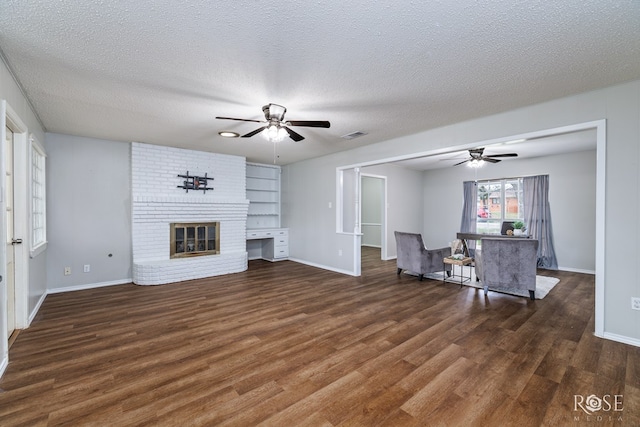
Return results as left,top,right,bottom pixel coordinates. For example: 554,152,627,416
0,247,638,426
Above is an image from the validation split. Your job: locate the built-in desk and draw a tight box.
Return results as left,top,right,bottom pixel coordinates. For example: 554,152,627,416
246,228,289,261
456,232,530,257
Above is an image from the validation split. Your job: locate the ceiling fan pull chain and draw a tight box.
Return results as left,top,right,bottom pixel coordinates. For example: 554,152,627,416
273,140,277,164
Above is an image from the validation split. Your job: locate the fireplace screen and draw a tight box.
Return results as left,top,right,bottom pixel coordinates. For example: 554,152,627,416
170,222,220,258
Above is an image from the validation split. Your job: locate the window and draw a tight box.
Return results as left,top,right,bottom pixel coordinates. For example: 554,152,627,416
31,137,46,254
476,178,523,234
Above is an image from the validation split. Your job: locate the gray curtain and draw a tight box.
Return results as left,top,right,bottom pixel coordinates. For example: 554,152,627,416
460,181,477,255
523,175,558,269
460,181,477,233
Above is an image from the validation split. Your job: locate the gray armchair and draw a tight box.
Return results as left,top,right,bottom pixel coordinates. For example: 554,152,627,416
475,237,539,299
394,231,452,281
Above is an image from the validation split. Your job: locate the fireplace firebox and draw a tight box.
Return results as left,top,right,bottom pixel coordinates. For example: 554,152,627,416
170,222,220,258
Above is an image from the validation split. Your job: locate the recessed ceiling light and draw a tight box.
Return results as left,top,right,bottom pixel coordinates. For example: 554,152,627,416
219,131,239,138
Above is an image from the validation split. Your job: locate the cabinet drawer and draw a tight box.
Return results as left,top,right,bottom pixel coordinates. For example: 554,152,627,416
246,231,262,239
274,236,289,247
273,247,289,258
246,230,275,239
246,228,288,240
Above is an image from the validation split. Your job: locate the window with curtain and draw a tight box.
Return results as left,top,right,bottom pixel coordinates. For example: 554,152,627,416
476,178,524,233
31,137,46,253
462,175,557,268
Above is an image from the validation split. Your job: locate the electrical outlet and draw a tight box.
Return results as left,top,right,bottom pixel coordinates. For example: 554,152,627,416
83,264,90,273
632,297,640,311
64,267,71,276
338,249,343,256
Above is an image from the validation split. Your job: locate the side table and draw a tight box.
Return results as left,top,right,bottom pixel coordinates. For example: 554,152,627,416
443,256,473,287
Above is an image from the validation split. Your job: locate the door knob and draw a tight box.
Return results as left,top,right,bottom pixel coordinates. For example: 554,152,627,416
11,238,23,245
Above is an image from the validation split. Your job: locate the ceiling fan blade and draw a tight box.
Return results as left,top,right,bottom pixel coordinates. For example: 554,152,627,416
483,157,501,163
485,153,518,158
453,159,470,166
241,126,267,138
284,126,305,142
216,116,264,124
287,120,331,128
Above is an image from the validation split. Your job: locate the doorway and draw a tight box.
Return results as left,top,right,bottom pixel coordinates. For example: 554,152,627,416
360,174,387,268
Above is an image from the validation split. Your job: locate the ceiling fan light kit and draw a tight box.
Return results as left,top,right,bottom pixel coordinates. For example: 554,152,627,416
468,159,484,168
263,125,288,142
216,103,330,143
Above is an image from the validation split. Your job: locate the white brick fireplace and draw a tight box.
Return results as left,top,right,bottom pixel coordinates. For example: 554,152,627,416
131,142,249,285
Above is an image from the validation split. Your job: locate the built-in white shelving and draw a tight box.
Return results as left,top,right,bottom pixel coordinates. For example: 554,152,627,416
246,163,287,261
246,162,281,229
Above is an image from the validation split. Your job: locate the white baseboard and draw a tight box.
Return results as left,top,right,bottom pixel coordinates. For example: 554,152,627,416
28,292,47,326
48,278,132,294
288,258,358,276
558,266,596,275
248,256,287,262
601,332,640,348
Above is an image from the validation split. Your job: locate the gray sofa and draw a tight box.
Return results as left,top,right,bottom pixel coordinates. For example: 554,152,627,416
475,237,539,299
394,231,452,281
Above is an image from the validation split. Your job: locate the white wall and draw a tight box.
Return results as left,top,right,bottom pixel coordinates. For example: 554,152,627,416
281,156,356,273
0,57,47,374
421,150,597,272
46,134,132,291
283,79,640,344
282,159,424,272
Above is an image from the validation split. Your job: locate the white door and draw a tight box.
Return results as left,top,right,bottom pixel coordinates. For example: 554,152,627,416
5,125,15,336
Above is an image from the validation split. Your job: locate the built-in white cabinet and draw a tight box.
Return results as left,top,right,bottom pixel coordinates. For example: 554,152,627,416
246,228,289,262
246,162,281,229
246,163,288,261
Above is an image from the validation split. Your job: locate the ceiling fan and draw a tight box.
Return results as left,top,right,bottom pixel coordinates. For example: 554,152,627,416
453,147,518,167
216,103,330,142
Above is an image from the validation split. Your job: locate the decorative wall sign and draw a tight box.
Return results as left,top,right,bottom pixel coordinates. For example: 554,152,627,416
177,171,214,193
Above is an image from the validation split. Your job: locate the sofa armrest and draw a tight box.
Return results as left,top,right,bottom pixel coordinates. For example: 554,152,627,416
427,246,452,258
424,247,452,271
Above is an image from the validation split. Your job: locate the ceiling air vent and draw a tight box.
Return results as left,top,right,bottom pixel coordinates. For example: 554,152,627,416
341,131,368,140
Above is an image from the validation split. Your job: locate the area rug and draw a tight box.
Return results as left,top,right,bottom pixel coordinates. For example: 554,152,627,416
415,266,560,299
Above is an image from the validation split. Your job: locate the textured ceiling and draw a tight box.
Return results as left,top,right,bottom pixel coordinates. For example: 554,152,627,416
0,1,639,165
